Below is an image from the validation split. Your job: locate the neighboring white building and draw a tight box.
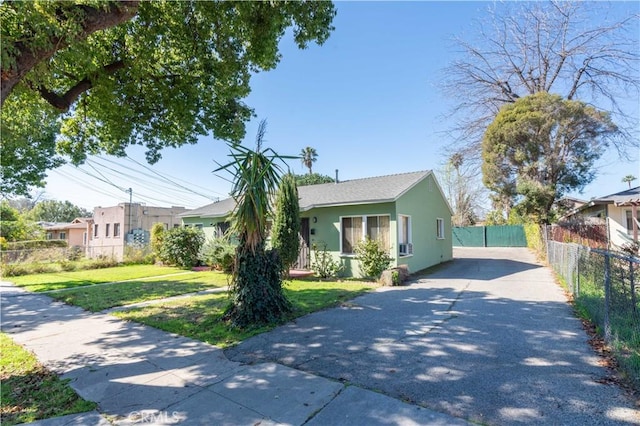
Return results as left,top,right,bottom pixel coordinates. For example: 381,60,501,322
88,203,187,260
562,187,640,250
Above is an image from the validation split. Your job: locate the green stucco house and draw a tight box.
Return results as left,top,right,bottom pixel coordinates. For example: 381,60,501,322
181,170,453,277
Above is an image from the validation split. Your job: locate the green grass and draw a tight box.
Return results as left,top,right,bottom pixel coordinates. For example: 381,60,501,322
113,279,376,347
0,333,96,425
7,264,191,292
51,271,230,312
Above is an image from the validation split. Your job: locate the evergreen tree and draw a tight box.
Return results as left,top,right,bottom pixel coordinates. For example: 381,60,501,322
271,173,301,275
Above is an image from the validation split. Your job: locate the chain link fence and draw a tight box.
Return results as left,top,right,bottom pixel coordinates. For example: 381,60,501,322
546,239,639,388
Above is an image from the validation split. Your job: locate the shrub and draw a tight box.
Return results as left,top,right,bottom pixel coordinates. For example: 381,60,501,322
124,243,154,265
354,237,393,280
58,259,77,272
160,227,205,268
271,173,301,273
150,223,166,262
311,242,343,278
200,238,235,272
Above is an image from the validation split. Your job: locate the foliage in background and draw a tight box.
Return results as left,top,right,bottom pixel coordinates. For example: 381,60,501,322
150,222,166,262
123,242,153,265
523,222,544,256
443,1,639,165
159,227,204,268
438,153,484,226
311,242,343,279
214,120,292,327
271,173,301,274
300,147,318,175
27,200,91,222
1,1,336,196
200,238,236,273
354,237,393,280
0,201,43,241
295,173,334,186
0,91,63,197
482,93,618,224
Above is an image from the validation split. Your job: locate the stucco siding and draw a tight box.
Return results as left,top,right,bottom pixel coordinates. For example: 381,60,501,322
304,203,397,278
395,174,453,273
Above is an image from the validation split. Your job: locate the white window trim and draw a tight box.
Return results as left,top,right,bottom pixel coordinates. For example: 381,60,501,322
398,214,413,257
339,214,391,255
624,209,640,234
436,218,445,240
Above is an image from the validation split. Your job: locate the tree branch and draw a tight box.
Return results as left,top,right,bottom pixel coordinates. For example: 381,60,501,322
1,1,139,106
37,60,126,111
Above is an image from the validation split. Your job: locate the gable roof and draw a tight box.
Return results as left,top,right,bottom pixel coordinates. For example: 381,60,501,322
297,170,432,210
180,197,236,218
592,186,640,206
181,170,445,218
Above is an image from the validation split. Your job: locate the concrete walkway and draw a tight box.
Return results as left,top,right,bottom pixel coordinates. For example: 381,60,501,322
1,282,469,425
225,248,640,425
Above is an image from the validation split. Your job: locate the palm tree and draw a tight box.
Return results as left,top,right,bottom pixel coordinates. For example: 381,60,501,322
214,120,292,326
300,146,318,175
622,174,637,188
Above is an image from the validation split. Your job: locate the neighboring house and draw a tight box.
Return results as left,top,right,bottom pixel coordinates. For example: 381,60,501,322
42,217,92,247
88,203,187,260
181,170,453,277
562,186,640,249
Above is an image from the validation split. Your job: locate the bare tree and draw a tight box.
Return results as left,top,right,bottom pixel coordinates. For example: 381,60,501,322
438,153,487,226
442,1,639,161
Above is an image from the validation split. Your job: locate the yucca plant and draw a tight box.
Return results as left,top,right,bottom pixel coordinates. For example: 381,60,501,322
214,120,292,327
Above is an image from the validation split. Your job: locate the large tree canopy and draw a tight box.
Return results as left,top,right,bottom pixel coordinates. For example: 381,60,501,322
0,0,336,195
443,1,639,160
27,200,92,222
482,92,618,224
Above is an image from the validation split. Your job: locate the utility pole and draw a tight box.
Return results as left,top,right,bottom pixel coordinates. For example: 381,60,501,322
127,188,133,235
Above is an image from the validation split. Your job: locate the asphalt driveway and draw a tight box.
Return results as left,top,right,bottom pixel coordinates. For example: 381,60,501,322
225,247,640,425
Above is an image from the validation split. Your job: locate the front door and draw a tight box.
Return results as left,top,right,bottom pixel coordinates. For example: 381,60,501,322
296,218,311,269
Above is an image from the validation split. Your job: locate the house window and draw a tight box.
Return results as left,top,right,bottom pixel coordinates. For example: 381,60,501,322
94,224,99,238
114,223,121,237
625,210,640,233
46,232,53,240
59,232,66,240
174,224,180,228
436,218,445,240
341,215,390,254
192,223,204,230
105,223,111,237
398,215,413,256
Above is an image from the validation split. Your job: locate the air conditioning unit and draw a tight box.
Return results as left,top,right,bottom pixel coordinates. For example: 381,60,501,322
399,243,413,255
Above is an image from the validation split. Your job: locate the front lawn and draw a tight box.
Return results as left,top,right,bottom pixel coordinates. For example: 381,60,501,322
8,265,192,292
0,333,96,425
52,271,229,312
113,279,376,347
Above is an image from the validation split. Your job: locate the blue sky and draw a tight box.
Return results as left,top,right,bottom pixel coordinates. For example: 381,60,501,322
44,1,640,211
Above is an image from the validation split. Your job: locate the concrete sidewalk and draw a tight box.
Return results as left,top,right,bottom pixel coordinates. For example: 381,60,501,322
0,281,469,426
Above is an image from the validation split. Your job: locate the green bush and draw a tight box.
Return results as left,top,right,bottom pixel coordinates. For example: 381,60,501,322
150,223,166,262
160,227,205,268
311,242,343,278
200,238,235,272
354,237,393,280
123,243,154,265
6,240,67,250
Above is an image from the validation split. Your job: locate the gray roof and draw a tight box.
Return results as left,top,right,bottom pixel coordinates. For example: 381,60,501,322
181,170,434,217
297,170,432,210
179,197,237,218
592,186,640,206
